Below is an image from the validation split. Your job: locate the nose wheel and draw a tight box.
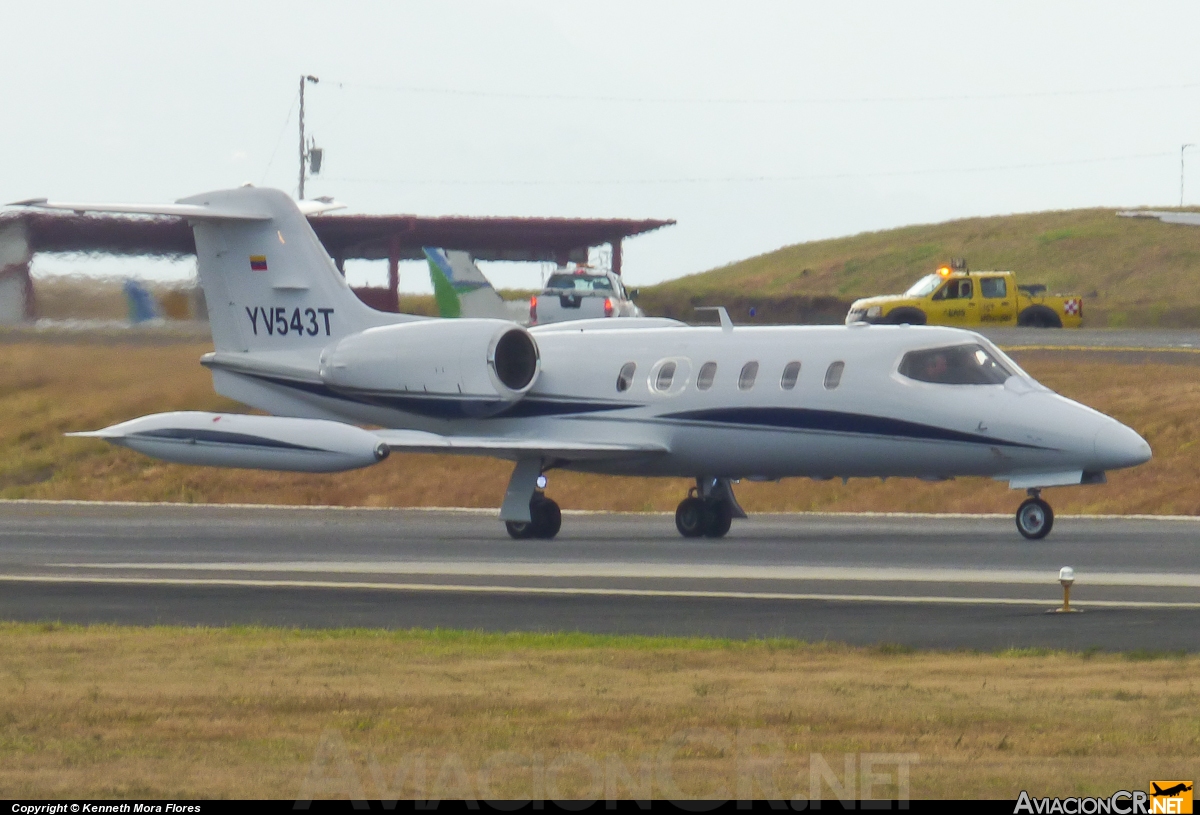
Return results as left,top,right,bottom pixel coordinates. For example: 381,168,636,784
506,492,562,540
1015,490,1054,539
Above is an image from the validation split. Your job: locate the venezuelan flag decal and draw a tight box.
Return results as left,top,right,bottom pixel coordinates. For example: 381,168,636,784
249,255,268,271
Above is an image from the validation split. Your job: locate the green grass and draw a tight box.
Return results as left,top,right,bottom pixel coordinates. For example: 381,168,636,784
637,207,1200,326
1,623,1197,798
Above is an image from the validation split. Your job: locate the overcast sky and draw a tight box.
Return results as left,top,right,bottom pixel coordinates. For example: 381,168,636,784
6,1,1200,292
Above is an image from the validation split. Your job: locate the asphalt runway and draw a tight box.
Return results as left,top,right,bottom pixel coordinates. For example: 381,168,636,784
1,501,1198,652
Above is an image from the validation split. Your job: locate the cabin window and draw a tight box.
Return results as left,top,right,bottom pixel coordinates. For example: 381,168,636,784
616,362,636,392
980,277,1007,298
738,361,759,390
824,361,845,390
655,362,677,391
780,361,801,390
696,361,717,390
898,344,1013,385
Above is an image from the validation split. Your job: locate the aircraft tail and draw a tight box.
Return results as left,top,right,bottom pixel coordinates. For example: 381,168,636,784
182,188,411,352
18,187,412,353
424,247,511,320
123,279,160,323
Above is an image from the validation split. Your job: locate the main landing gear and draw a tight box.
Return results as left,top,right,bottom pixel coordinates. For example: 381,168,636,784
505,491,562,540
675,477,747,539
1015,488,1054,540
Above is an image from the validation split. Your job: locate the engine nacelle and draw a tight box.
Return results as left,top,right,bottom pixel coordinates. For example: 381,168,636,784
69,411,390,473
318,319,540,406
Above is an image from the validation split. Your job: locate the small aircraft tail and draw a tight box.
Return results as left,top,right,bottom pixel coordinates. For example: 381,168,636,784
424,247,511,320
123,279,160,323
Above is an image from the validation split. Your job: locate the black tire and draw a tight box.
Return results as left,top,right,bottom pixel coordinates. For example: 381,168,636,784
532,497,562,539
703,499,733,538
885,308,927,326
1017,305,1062,328
1015,497,1054,539
505,520,534,539
675,497,709,538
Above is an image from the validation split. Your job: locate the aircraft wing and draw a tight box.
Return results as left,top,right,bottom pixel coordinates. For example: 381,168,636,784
372,428,667,461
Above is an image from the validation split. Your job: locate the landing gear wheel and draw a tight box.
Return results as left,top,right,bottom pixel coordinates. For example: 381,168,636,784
675,497,709,538
506,494,561,540
703,499,733,538
505,520,534,539
531,496,562,540
1016,497,1054,539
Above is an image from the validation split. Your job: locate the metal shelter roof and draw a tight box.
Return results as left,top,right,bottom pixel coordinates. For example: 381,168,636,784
0,210,676,266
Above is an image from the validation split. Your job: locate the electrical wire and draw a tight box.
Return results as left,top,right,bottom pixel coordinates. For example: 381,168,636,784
321,79,1200,106
323,150,1174,187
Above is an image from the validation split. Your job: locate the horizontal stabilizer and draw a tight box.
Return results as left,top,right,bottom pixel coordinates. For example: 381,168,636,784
372,428,668,461
10,194,343,221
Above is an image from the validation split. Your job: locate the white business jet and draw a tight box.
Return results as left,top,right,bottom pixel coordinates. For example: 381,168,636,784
14,188,1151,540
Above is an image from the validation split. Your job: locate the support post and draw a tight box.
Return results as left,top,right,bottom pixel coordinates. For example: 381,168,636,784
387,234,401,308
0,219,34,324
611,239,623,276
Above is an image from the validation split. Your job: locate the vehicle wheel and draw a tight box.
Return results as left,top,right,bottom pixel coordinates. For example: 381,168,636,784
675,497,709,538
1015,497,1054,539
703,499,733,538
505,520,534,539
885,308,927,325
531,496,561,539
1017,306,1062,328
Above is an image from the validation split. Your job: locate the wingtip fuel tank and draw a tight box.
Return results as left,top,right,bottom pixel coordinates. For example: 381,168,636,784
69,411,389,473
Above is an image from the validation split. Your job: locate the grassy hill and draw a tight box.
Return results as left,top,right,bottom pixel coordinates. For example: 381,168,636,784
638,208,1200,327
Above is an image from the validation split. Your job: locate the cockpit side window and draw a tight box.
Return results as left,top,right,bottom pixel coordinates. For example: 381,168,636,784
898,344,1014,385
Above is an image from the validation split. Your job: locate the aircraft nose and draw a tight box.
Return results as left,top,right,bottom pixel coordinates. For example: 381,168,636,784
1093,421,1152,470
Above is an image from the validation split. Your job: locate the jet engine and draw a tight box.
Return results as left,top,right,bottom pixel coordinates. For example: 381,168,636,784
318,319,540,405
69,411,390,473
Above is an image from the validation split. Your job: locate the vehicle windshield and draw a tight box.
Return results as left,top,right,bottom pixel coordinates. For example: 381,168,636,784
898,343,1015,385
904,274,943,297
545,274,614,292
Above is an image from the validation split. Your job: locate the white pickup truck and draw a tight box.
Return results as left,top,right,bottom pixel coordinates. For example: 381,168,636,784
529,269,643,325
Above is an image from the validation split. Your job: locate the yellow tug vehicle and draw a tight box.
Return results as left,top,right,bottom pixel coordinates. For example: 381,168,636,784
846,262,1083,328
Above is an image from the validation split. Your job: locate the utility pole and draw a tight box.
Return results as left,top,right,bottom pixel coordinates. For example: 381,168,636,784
1182,143,1195,207
299,75,319,199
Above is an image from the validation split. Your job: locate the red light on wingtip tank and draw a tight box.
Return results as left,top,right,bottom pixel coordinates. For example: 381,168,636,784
604,297,614,317
529,296,538,324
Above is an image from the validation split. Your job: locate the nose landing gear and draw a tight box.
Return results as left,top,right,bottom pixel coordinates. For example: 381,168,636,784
1015,488,1054,539
675,477,746,538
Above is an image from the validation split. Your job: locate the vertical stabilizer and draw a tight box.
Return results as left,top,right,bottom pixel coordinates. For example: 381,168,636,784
180,188,410,352
424,247,511,320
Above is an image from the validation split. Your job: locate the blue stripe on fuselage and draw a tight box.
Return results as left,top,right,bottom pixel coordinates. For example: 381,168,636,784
661,407,1048,449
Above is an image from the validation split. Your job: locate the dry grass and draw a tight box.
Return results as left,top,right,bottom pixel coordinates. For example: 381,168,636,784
0,341,1196,515
645,207,1200,327
0,624,1194,799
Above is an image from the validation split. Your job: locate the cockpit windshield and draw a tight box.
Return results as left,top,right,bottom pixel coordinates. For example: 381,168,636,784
898,343,1015,385
904,274,943,297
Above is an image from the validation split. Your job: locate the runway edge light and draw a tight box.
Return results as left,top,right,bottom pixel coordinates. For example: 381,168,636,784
1048,566,1081,614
